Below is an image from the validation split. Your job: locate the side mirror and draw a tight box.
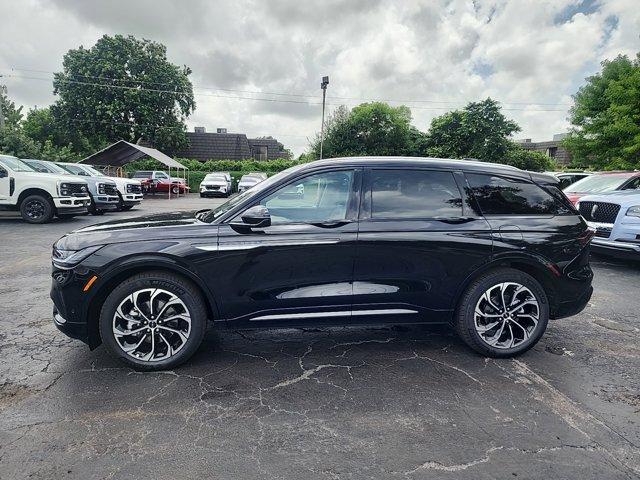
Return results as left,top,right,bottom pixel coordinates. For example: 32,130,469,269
231,205,271,230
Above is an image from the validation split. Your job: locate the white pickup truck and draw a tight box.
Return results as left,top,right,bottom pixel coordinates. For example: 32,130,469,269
0,154,91,223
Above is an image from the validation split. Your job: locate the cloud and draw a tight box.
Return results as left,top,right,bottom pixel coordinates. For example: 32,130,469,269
0,0,639,155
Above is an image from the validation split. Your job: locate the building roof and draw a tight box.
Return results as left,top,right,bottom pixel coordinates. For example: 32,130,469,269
179,132,252,161
80,140,188,169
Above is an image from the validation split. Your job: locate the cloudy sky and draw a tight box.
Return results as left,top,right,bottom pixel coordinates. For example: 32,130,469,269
1,0,639,155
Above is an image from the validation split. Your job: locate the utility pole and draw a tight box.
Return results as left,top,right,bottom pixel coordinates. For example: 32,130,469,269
319,75,329,159
0,83,6,129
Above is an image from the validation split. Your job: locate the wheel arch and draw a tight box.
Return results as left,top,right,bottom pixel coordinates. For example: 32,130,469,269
453,255,560,319
85,258,220,349
17,187,54,206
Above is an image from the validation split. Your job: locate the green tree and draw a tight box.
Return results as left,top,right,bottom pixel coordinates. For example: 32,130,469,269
22,107,87,161
52,34,195,155
564,53,640,169
421,98,553,171
423,98,520,160
0,87,41,158
309,103,423,158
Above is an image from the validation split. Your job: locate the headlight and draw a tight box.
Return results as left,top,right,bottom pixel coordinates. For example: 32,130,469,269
98,183,106,194
52,244,104,269
58,181,71,196
626,206,640,217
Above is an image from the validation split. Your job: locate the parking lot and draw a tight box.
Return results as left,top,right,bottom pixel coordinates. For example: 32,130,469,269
0,194,639,479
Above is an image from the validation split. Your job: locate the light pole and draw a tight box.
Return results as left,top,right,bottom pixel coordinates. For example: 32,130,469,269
0,84,6,129
319,75,329,159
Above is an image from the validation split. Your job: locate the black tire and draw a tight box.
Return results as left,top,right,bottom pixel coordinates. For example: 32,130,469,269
454,268,549,358
121,205,134,211
87,195,104,215
116,192,125,211
99,271,208,371
171,185,180,195
20,194,54,224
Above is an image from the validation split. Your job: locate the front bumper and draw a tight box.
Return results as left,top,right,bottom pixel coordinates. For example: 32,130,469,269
121,193,143,205
94,195,120,210
53,196,91,213
587,220,640,258
51,267,96,347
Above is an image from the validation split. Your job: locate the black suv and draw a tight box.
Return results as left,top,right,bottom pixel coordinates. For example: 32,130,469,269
51,157,594,370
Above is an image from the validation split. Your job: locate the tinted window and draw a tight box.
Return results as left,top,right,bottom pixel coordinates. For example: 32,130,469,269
370,169,462,219
467,173,569,215
259,170,354,224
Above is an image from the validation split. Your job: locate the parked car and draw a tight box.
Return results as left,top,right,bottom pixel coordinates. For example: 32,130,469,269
563,171,640,205
55,162,119,215
199,172,232,197
237,172,268,193
51,156,594,370
545,171,591,190
577,190,640,259
131,170,190,195
56,163,143,211
0,155,90,223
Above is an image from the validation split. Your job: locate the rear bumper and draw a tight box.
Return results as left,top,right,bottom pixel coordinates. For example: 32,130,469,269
554,285,593,319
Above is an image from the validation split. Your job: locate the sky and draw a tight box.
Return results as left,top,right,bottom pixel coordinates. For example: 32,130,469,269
0,0,639,156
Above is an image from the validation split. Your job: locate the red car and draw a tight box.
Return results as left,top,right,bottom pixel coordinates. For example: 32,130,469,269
132,170,190,195
563,171,640,205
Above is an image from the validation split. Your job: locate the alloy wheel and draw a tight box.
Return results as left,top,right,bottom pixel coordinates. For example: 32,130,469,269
25,199,46,220
474,282,540,349
112,288,191,362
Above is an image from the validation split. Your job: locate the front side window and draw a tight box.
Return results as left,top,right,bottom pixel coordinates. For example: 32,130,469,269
62,164,89,176
156,172,169,180
466,173,569,215
370,169,462,219
259,170,354,224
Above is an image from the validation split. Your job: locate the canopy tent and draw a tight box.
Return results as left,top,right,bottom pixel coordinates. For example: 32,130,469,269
80,140,188,198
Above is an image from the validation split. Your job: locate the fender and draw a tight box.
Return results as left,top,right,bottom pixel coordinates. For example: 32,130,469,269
97,254,221,319
452,251,559,314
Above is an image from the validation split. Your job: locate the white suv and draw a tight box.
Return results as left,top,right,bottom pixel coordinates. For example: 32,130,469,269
577,190,640,258
0,155,91,223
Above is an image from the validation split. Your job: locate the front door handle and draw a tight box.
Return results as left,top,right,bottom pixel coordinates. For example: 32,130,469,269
435,216,475,224
310,220,352,228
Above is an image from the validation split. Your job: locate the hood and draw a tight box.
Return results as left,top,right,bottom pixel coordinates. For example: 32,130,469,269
54,210,213,251
578,190,640,207
19,170,87,183
201,179,227,186
107,176,141,187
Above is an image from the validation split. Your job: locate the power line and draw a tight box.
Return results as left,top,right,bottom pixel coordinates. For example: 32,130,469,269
0,73,569,112
4,67,572,108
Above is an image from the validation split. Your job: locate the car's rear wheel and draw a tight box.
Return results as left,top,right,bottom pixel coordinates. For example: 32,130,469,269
20,194,54,224
99,271,208,370
454,268,549,357
171,185,179,195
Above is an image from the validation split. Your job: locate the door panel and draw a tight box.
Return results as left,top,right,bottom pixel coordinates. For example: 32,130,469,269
353,168,493,321
208,168,362,326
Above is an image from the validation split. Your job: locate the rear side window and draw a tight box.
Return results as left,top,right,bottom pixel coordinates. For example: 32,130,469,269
370,169,462,219
466,173,570,215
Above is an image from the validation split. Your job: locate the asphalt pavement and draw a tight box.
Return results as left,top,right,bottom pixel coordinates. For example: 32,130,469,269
0,194,638,479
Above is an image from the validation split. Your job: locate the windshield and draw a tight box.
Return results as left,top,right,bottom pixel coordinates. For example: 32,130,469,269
83,165,105,176
202,164,305,222
132,171,151,178
0,157,36,172
25,160,69,174
564,174,632,193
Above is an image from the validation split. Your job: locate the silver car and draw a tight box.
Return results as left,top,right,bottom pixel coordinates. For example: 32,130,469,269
237,172,268,193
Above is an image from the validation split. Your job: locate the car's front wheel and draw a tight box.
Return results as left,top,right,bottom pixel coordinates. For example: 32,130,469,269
20,194,54,224
454,268,549,357
99,271,208,370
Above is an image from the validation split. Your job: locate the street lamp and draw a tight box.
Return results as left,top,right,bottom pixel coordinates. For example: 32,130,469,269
319,75,329,159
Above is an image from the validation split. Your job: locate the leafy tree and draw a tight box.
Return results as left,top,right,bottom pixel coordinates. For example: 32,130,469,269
0,87,40,158
309,103,423,158
564,53,640,169
52,34,195,155
423,98,520,160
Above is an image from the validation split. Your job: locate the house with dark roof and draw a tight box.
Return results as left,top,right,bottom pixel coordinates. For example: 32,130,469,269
176,127,289,161
517,133,572,166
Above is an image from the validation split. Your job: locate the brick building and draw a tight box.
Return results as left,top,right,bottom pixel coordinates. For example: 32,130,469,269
517,133,572,166
176,127,289,161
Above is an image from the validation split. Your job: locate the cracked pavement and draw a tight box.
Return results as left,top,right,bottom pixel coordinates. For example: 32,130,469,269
0,196,639,479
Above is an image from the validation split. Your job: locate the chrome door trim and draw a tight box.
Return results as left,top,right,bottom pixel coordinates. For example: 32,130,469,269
250,308,417,321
